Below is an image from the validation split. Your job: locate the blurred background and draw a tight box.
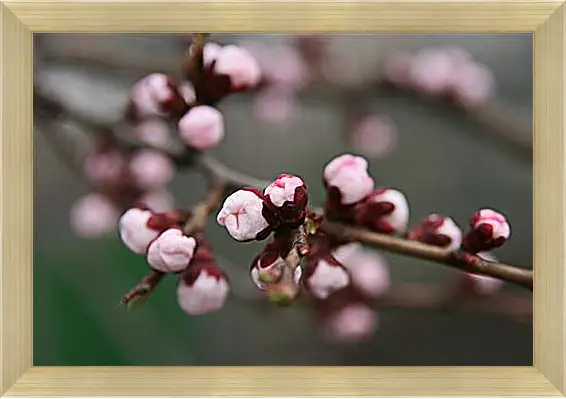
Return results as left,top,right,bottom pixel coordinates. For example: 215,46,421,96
34,34,533,366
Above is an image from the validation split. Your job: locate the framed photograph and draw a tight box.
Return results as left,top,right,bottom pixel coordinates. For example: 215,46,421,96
1,1,564,396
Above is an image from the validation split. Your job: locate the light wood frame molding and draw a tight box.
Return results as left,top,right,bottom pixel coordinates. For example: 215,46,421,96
1,1,564,396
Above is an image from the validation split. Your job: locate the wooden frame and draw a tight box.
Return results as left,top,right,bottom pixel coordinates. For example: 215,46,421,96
1,0,564,396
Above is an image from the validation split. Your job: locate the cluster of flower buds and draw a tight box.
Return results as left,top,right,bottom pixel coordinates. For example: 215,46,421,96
126,72,226,151
217,173,309,242
383,46,496,108
406,209,510,296
314,243,390,343
118,206,230,315
70,137,175,238
125,39,262,154
186,41,261,105
215,158,395,323
72,37,264,238
323,154,410,235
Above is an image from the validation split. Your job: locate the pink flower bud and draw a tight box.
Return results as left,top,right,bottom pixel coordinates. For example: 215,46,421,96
409,49,458,96
250,256,302,291
129,150,175,190
323,304,378,343
323,154,374,205
131,119,170,148
264,174,305,207
213,45,262,91
407,214,462,251
217,188,271,242
253,86,299,126
196,42,223,67
83,151,125,186
263,173,308,227
147,228,197,273
137,190,174,213
119,207,160,254
177,268,230,316
463,209,510,252
177,238,230,315
129,73,185,118
349,115,398,158
70,193,119,238
262,45,310,90
450,62,495,108
178,105,225,151
333,244,390,298
305,256,350,300
355,188,409,234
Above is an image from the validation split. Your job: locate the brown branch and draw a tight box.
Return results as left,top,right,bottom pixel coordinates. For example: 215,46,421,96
196,154,270,189
321,221,533,291
37,90,532,294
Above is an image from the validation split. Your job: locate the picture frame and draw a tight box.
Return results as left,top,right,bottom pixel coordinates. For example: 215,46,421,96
1,0,564,396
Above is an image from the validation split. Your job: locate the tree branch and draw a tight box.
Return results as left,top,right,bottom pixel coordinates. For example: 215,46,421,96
321,221,533,291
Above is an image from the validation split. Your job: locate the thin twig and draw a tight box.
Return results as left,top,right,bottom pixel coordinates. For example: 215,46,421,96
321,221,533,290
196,154,270,189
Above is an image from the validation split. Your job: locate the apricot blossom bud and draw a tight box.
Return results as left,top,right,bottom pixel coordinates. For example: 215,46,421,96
83,151,125,186
129,73,185,118
177,238,230,315
304,256,350,300
323,304,378,343
213,45,262,91
409,49,457,96
132,119,170,148
253,86,299,126
451,62,495,108
138,190,174,213
261,44,310,90
118,207,160,254
217,188,271,242
178,106,225,151
355,188,409,234
349,115,398,159
263,174,308,227
323,154,374,205
333,244,390,298
129,150,175,190
407,214,462,251
70,193,119,238
463,209,510,253
147,228,197,273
